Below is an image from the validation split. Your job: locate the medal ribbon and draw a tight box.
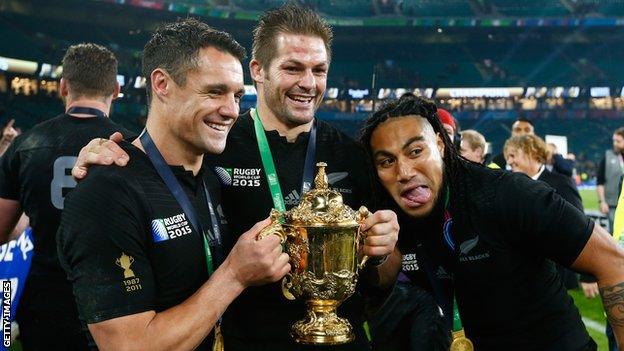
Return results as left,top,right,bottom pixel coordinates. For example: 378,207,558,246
441,186,466,333
66,106,107,118
139,130,223,275
251,108,317,211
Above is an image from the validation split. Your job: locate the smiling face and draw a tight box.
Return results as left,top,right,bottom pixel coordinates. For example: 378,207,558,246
252,33,328,128
370,116,445,218
505,147,533,175
164,47,244,155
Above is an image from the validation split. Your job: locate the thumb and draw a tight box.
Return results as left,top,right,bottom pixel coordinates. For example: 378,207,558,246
109,131,124,143
241,217,272,240
6,119,15,129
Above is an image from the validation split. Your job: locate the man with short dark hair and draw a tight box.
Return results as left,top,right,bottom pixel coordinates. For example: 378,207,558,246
0,43,129,350
71,5,399,350
57,19,294,350
360,95,624,350
597,127,624,231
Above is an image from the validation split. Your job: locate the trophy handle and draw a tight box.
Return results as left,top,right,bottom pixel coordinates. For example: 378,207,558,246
356,206,370,270
257,209,287,244
281,273,296,300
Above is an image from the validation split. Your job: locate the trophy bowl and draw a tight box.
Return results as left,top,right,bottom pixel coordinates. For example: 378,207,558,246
259,162,369,345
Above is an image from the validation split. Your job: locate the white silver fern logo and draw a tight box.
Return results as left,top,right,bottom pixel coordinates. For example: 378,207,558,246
151,219,169,242
459,236,479,255
327,172,348,185
214,167,232,186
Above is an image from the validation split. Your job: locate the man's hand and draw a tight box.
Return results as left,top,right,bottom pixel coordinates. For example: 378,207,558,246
581,282,600,298
224,218,291,288
1,119,18,145
360,210,399,259
72,132,129,179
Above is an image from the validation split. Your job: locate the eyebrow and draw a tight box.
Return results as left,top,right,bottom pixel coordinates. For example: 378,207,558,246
281,59,328,67
201,83,244,95
373,135,425,159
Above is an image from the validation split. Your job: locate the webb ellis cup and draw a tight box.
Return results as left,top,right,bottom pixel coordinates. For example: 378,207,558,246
258,162,370,345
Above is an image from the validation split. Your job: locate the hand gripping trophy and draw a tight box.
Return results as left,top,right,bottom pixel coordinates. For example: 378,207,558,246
258,162,370,345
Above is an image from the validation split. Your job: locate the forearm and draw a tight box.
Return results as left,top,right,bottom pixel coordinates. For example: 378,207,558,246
600,280,624,349
361,248,401,290
94,259,245,351
598,185,606,203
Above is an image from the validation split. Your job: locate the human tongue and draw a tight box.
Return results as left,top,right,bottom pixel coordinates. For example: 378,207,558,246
403,186,431,204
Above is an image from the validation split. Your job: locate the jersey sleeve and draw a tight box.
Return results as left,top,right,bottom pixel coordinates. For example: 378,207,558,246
0,136,23,200
57,169,155,324
495,173,594,267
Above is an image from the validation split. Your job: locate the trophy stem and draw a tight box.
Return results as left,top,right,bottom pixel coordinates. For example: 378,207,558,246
291,299,354,345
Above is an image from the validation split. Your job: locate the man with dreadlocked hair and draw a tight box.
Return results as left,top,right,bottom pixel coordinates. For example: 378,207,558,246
360,94,624,350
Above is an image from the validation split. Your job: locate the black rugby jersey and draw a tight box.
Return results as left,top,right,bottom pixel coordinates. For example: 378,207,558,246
58,142,226,349
0,113,132,345
205,110,374,350
409,162,594,351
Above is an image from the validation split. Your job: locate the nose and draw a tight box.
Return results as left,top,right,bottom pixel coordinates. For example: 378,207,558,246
298,69,315,91
219,94,240,121
396,158,414,183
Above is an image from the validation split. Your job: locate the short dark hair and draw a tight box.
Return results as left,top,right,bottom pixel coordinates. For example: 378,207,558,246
515,117,534,127
62,43,118,98
252,3,333,69
142,18,247,103
615,127,624,139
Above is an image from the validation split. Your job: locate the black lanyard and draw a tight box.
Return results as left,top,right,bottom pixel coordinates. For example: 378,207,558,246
66,106,107,118
139,130,223,274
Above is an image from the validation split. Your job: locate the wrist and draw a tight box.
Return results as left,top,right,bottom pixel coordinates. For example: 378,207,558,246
366,254,389,267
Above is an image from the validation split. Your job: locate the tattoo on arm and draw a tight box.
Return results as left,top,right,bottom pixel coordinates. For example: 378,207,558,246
600,282,624,327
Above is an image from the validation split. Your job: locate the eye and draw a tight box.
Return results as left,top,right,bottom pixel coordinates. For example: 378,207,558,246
409,148,422,157
376,157,394,169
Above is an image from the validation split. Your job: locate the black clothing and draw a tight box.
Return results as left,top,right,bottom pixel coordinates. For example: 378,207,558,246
407,162,594,351
551,153,575,177
205,111,374,350
58,143,226,349
492,152,506,169
0,114,131,349
538,168,584,289
598,157,606,185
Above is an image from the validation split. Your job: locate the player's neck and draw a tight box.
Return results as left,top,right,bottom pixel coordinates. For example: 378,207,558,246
255,102,313,143
134,116,203,176
528,162,543,178
65,99,110,118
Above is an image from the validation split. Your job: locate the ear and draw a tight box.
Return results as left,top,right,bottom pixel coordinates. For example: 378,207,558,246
59,78,69,97
436,132,446,158
150,68,171,102
112,82,121,101
249,59,265,85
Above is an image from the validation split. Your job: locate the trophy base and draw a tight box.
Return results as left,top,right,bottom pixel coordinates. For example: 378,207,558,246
291,299,354,345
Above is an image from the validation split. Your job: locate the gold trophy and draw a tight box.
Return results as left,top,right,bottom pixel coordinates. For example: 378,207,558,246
258,162,369,345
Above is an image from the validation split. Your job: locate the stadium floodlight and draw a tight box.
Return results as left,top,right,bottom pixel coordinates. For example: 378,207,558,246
590,87,610,98
0,56,37,74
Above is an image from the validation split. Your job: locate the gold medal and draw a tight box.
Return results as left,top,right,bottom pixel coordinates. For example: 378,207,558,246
212,322,224,351
450,329,474,351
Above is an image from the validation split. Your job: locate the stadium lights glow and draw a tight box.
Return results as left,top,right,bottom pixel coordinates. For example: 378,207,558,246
0,56,38,75
437,87,523,98
116,75,125,87
590,87,610,98
348,89,369,99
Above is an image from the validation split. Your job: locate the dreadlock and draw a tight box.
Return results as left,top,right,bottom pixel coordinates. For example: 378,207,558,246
359,94,467,210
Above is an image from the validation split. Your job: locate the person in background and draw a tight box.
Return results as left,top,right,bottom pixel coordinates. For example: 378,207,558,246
0,119,19,156
504,134,583,290
459,130,486,165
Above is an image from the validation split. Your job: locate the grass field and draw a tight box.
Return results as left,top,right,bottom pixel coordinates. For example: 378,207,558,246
581,188,599,211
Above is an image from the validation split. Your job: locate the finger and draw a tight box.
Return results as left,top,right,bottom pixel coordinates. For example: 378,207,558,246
361,210,397,231
109,131,124,143
364,232,394,248
99,140,129,166
6,119,14,128
242,218,273,240
363,245,393,257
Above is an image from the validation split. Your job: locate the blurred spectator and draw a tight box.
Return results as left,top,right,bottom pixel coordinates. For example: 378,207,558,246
546,142,575,178
504,134,583,290
0,119,20,156
460,129,486,164
492,117,534,169
597,127,624,233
